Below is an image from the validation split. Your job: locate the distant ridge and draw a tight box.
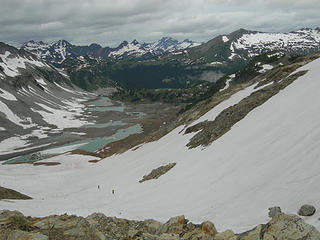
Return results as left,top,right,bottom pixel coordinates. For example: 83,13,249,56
21,37,201,63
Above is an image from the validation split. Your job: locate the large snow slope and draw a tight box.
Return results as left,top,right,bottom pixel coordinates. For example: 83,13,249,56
1,58,320,233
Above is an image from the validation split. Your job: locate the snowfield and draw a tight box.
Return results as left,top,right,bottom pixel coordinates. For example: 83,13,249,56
0,100,35,129
1,58,320,233
0,88,17,101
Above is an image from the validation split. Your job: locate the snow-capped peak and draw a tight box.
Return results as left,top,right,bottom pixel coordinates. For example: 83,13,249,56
22,39,73,64
131,39,140,45
231,28,320,58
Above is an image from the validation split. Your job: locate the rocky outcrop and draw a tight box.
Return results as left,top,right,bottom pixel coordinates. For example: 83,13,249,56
237,213,320,240
7,230,48,240
139,163,176,183
0,209,319,240
0,211,216,240
267,206,282,218
0,186,31,200
0,210,106,240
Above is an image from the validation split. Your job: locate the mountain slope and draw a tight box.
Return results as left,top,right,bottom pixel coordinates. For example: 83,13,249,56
0,43,97,159
1,52,319,233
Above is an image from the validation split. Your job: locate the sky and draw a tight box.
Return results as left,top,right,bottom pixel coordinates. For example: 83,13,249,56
1,0,320,47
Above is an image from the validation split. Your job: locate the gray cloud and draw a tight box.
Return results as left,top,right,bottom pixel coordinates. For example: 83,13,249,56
0,0,319,47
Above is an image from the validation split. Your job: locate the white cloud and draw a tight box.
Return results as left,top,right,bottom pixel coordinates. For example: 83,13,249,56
0,0,319,46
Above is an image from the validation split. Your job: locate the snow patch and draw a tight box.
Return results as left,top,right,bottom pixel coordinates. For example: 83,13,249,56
219,74,235,92
0,51,45,77
0,100,35,129
259,64,274,73
210,61,223,66
35,78,47,85
222,36,229,42
32,101,88,130
0,88,17,101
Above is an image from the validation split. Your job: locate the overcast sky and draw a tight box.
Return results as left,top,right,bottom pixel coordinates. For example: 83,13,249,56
1,0,320,47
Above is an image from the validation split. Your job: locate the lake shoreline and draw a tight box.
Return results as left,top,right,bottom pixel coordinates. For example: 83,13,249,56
1,96,182,164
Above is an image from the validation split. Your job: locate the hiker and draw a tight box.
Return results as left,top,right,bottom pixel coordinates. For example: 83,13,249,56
98,185,100,189
112,189,115,194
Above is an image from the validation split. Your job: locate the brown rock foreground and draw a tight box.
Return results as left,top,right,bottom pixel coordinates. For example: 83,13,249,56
0,209,319,240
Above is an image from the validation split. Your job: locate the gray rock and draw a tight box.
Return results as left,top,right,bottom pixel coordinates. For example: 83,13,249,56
7,230,48,240
298,204,316,216
156,215,187,235
214,230,236,240
238,213,320,240
127,229,141,238
268,206,282,218
264,213,320,239
156,233,180,240
1,208,320,240
139,163,176,183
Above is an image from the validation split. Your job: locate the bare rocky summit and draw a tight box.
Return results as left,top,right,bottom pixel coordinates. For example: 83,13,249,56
0,209,319,240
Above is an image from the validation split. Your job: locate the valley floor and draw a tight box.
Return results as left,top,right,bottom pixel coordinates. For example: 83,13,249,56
1,57,320,234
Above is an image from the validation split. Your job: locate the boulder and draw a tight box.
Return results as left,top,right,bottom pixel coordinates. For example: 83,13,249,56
142,219,163,234
237,224,264,240
32,215,81,230
156,215,188,235
268,206,282,218
263,213,320,239
181,221,217,240
156,233,180,240
298,204,316,216
237,213,320,240
200,221,217,236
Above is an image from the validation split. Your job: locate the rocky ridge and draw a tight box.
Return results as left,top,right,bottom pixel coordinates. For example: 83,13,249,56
0,208,319,240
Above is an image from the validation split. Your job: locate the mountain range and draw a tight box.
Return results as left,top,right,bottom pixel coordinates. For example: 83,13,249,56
21,37,201,64
164,28,320,65
20,28,320,67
